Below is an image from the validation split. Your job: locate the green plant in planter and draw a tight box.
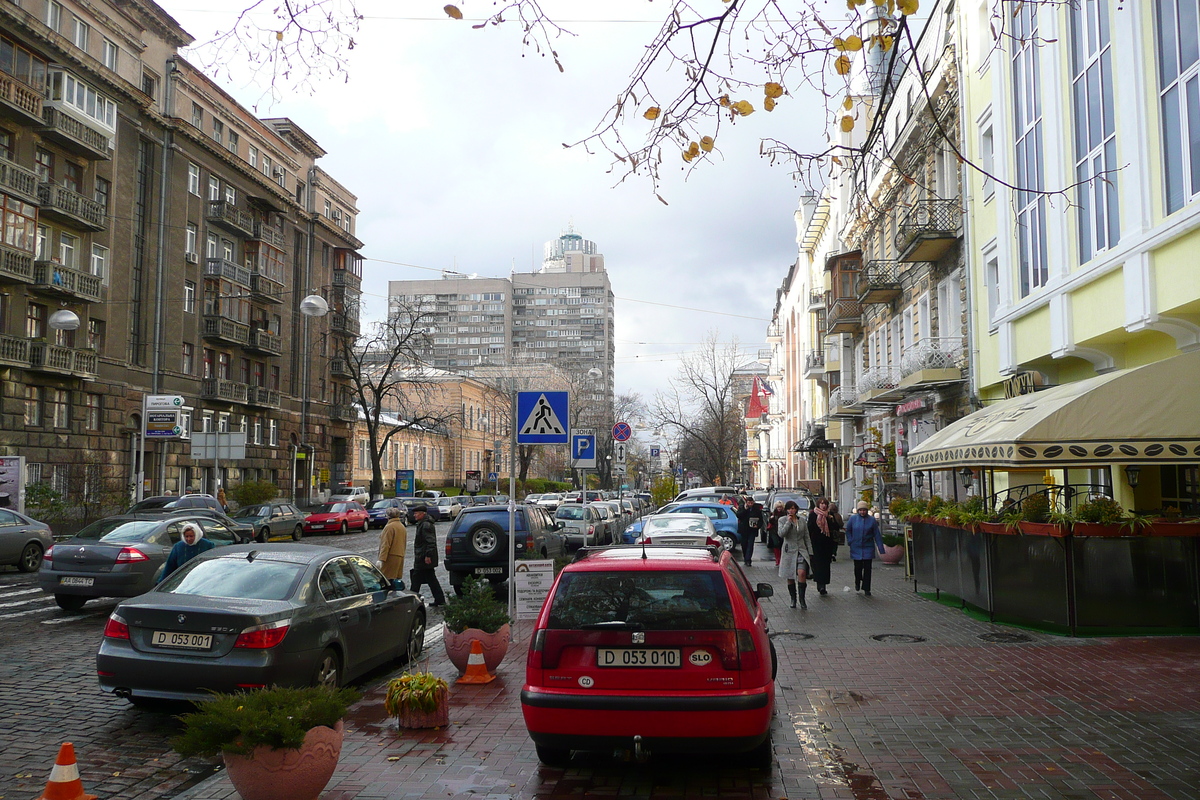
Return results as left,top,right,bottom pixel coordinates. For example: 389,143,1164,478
1075,496,1126,524
1120,512,1155,534
443,575,511,634
925,495,948,518
384,672,449,715
881,533,905,548
1020,493,1051,524
174,685,361,757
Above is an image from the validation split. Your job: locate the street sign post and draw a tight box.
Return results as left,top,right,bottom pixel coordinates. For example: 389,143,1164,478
516,391,570,445
571,430,597,469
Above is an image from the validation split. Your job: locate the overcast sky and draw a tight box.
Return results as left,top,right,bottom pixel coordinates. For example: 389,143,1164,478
169,1,828,413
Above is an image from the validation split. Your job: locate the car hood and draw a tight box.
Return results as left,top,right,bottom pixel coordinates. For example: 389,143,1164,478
305,513,345,522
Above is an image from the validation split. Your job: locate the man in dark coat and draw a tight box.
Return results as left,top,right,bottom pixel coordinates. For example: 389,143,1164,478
736,496,762,567
409,506,446,606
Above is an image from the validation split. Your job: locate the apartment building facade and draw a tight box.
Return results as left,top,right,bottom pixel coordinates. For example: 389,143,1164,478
0,0,363,507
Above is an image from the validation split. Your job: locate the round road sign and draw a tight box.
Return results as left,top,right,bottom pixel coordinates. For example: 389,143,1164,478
612,422,632,442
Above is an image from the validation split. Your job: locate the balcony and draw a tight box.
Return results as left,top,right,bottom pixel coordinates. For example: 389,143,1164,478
808,290,826,311
202,314,250,346
329,358,353,379
0,334,29,367
0,75,43,125
331,404,360,423
206,201,255,238
250,272,284,303
0,243,34,283
37,107,111,160
200,378,249,404
245,328,282,356
251,222,287,248
246,386,281,408
898,337,965,389
828,385,862,416
330,312,360,336
38,183,107,231
332,268,361,289
857,365,904,403
895,199,962,262
29,342,97,378
857,260,903,305
765,320,781,343
32,262,103,303
826,298,862,334
204,257,252,288
802,349,824,378
0,157,39,201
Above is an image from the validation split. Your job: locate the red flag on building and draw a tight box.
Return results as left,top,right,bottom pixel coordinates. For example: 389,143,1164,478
746,376,768,419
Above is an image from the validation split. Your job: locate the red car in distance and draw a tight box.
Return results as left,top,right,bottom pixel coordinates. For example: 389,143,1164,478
521,545,777,767
303,502,369,536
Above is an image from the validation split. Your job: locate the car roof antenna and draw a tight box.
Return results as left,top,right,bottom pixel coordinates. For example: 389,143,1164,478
246,550,258,562
641,538,648,560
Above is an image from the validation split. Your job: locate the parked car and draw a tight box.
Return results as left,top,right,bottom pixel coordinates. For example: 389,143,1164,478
765,490,813,514
365,498,407,529
635,513,719,547
400,498,443,524
415,490,445,500
127,494,223,514
435,496,464,519
536,494,563,513
444,505,566,593
96,544,427,704
37,514,244,611
622,502,740,551
553,504,609,549
328,485,370,504
0,509,54,572
593,501,627,537
303,502,369,535
672,486,738,503
521,544,776,766
463,495,493,507
232,501,306,542
524,494,543,505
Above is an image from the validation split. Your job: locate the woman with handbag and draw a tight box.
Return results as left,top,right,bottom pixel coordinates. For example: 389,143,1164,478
777,500,814,609
807,497,835,596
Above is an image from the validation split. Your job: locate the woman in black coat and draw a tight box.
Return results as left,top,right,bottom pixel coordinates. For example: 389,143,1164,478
807,497,836,596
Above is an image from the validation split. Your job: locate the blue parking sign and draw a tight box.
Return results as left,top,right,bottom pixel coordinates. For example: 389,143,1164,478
571,432,597,469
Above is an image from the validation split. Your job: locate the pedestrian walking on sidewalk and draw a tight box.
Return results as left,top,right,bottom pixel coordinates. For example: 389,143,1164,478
828,502,844,562
807,497,835,596
767,501,785,566
845,500,886,596
377,507,408,592
777,500,814,609
737,495,762,567
409,506,446,606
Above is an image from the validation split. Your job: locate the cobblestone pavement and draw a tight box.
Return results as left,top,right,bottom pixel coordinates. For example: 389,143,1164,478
171,552,1200,800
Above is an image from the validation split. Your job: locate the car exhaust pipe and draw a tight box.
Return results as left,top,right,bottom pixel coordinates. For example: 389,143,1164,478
113,688,132,699
633,735,649,763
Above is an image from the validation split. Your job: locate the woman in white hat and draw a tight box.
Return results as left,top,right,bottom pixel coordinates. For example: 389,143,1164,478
160,522,216,582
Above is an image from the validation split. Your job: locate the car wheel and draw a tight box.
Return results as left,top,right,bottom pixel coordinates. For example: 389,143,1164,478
361,518,369,532
292,524,303,541
719,534,737,552
55,594,87,612
340,522,348,536
743,735,773,769
535,744,572,767
17,542,43,573
469,522,502,556
313,648,342,688
405,611,426,664
257,527,271,543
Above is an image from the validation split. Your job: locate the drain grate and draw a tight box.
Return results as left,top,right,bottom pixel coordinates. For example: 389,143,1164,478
771,632,815,640
978,632,1033,643
871,633,926,643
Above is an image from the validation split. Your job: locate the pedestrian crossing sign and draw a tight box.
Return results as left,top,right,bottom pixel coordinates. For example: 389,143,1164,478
516,391,570,445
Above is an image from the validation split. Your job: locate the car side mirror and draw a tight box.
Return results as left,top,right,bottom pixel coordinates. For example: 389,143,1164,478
754,582,774,599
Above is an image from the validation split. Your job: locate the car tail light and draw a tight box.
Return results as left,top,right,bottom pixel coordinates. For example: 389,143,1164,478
234,619,290,649
115,547,150,563
736,629,762,671
43,545,54,561
524,531,535,552
445,542,451,559
103,613,130,640
527,628,546,670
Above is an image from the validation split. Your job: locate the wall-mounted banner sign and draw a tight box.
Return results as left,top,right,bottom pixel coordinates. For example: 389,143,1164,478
853,446,890,468
1002,371,1046,399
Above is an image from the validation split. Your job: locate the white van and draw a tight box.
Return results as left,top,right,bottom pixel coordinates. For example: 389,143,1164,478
329,485,369,504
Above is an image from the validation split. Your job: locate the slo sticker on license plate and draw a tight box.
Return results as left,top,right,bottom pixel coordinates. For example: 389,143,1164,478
151,631,213,650
597,648,682,668
59,576,94,587
474,567,503,575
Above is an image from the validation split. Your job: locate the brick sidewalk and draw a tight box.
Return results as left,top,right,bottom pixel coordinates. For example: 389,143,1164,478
175,558,1200,800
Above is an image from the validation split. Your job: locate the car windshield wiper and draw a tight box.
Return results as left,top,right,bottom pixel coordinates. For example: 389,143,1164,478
579,621,644,630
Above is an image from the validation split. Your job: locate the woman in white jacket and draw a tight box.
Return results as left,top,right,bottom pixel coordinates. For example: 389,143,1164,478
776,500,813,608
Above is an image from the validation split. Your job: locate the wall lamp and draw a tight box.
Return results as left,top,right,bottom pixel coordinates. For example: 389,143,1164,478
1123,464,1142,489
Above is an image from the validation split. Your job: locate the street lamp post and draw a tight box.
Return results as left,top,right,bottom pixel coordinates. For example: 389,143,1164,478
298,294,329,506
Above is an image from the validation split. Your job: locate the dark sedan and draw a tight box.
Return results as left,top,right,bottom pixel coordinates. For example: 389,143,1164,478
400,497,443,523
38,515,243,611
0,508,54,572
96,545,427,704
232,501,306,542
365,498,406,529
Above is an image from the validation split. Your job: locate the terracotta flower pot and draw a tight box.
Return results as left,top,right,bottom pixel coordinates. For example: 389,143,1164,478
1071,522,1126,537
222,720,343,800
444,624,511,674
880,544,904,564
1018,521,1068,537
396,686,450,729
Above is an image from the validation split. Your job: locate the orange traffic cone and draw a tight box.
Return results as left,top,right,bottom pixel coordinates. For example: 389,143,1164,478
37,743,96,800
456,638,496,684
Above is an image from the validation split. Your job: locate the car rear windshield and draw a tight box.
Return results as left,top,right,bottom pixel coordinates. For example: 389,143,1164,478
74,519,161,542
159,557,305,600
459,509,523,531
556,507,585,521
547,570,734,630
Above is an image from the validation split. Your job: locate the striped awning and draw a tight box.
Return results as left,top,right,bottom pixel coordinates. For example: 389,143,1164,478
907,350,1200,469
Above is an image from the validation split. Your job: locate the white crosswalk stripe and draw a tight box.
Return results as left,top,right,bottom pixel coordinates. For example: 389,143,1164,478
0,594,51,609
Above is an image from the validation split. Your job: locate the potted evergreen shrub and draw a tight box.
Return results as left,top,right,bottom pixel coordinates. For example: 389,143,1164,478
384,672,450,729
880,533,905,564
174,685,360,800
443,576,512,674
1016,493,1064,536
1070,496,1126,536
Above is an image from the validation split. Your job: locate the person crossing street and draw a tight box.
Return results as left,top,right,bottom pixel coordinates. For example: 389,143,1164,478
409,505,446,606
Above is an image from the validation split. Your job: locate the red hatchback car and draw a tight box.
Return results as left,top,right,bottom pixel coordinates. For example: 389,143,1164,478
521,545,777,767
303,502,369,535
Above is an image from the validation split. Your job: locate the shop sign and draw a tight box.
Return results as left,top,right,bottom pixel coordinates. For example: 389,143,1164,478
1003,371,1045,399
895,397,930,416
853,446,890,467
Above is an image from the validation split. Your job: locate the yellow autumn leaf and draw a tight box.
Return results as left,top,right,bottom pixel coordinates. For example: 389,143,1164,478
846,0,866,7
843,35,863,51
897,0,919,14
843,97,853,110
764,82,784,99
275,31,284,41
644,107,660,120
834,55,852,75
444,5,463,20
764,97,776,111
683,150,695,163
732,99,755,115
718,95,731,107
840,115,855,132
831,155,842,165
879,35,894,51
687,141,700,155
700,136,714,152
833,37,846,52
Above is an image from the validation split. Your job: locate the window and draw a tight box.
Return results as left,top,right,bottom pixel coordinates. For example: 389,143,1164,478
85,393,101,430
182,342,194,375
24,386,41,426
47,70,116,130
3,193,36,253
71,16,89,50
0,129,12,162
58,232,78,268
1072,0,1119,262
261,154,272,177
248,145,258,168
94,176,110,210
270,365,280,391
1158,0,1200,213
186,223,197,256
269,419,278,446
61,160,82,193
206,232,218,258
35,148,53,183
212,118,224,142
187,163,200,195
184,280,195,313
324,198,332,217
1012,4,1047,297
227,130,238,154
141,71,157,99
218,352,231,380
102,39,118,70
0,35,49,91
208,176,219,202
48,388,68,428
1160,465,1199,514
203,348,214,379
191,102,203,129
26,302,45,338
224,184,235,205
90,244,107,279
239,357,250,384
986,256,1000,323
47,1,61,31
